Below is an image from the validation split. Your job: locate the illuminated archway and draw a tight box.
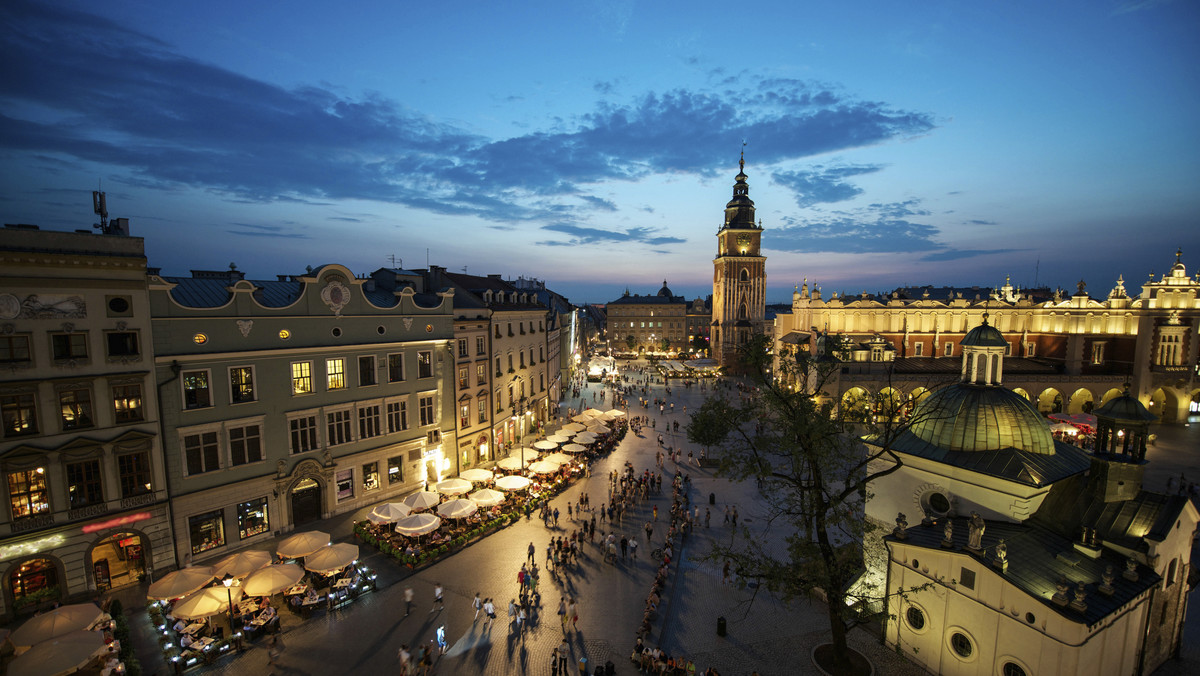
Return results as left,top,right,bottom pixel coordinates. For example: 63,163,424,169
5,557,64,613
1037,388,1063,414
909,387,931,403
840,387,872,422
1100,388,1124,406
1067,388,1095,414
1150,387,1187,423
876,387,905,421
1011,388,1030,402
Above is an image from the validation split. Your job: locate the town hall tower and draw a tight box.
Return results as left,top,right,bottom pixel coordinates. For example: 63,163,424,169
711,152,767,369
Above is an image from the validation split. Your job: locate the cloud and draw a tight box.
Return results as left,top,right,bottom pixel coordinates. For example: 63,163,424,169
964,219,997,226
772,164,882,207
1,1,935,240
770,200,940,254
329,216,364,223
537,223,685,247
920,248,1023,262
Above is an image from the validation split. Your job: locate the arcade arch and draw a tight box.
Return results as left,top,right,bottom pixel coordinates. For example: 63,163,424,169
1037,388,1063,414
841,387,871,422
1100,388,1124,406
1067,388,1095,414
1011,388,1031,402
877,387,905,420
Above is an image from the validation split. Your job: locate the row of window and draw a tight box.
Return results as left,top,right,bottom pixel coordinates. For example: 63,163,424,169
493,320,545,339
492,347,546,377
1,381,145,439
0,331,140,365
180,395,435,476
180,350,435,411
187,498,270,555
457,336,488,358
6,452,153,520
620,321,683,329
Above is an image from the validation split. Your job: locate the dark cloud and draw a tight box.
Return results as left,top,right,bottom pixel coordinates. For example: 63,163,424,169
538,223,685,247
1,1,935,239
772,164,882,207
329,216,364,223
771,200,940,254
964,219,997,226
920,249,1023,262
593,80,615,95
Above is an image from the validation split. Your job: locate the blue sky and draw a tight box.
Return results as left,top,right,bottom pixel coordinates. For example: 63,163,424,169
2,0,1197,304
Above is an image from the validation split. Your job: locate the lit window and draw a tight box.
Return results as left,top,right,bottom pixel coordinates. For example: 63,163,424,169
59,388,94,430
237,498,269,539
278,329,290,340
362,462,380,491
189,510,225,555
417,350,433,378
182,370,211,409
193,333,208,345
8,468,50,518
230,366,255,403
291,362,313,395
326,358,346,390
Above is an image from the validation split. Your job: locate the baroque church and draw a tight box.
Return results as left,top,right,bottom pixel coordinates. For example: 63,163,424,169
711,153,767,370
862,318,1198,676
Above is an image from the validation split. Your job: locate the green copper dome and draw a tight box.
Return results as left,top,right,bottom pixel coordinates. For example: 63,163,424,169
908,384,1056,455
960,321,1007,348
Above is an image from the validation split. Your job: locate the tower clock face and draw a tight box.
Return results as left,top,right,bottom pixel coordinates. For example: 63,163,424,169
736,234,751,249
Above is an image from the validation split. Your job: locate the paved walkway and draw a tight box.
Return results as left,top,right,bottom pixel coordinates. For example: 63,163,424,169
109,362,1200,676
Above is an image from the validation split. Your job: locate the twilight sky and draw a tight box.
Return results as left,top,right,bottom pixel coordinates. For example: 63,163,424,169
2,0,1198,304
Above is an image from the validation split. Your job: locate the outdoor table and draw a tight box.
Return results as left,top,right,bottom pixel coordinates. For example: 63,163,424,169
237,600,258,615
284,583,308,596
333,578,353,590
181,622,205,636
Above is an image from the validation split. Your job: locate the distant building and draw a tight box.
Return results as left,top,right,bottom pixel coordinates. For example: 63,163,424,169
773,252,1200,422
605,282,687,355
0,224,173,618
148,264,456,565
711,154,767,369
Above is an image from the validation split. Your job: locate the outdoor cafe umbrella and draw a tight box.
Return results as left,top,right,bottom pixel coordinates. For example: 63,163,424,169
582,407,606,418
277,530,330,559
436,498,479,519
393,512,442,536
527,460,561,474
544,452,572,464
241,564,305,597
510,446,538,460
573,432,598,444
546,434,571,444
147,566,215,601
561,422,585,433
459,468,494,482
605,409,626,418
1050,422,1079,435
403,491,442,512
435,478,473,496
496,456,530,471
7,629,107,676
587,424,611,434
571,414,593,423
561,443,587,453
212,550,272,580
367,502,412,525
494,475,532,491
9,602,103,647
533,439,559,450
172,585,244,620
304,543,359,575
468,488,505,507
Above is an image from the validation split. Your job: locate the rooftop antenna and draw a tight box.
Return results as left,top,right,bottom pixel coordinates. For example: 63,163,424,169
426,248,429,268
387,255,402,268
92,182,109,234
1034,256,1040,288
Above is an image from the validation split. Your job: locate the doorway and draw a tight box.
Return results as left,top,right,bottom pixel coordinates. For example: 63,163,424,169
291,478,323,526
91,532,145,591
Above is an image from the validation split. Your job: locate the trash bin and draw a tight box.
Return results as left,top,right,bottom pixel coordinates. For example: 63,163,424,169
578,657,588,674
717,615,726,636
709,492,716,505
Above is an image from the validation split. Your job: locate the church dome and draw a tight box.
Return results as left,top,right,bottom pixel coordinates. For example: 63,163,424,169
960,320,1007,348
657,280,673,297
908,384,1056,455
1093,392,1157,423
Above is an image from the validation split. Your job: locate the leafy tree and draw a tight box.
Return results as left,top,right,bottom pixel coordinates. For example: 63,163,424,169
692,334,709,356
687,334,942,674
625,334,636,351
660,337,672,353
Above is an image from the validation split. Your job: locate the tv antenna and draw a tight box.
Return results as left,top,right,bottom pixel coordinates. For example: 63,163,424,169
92,187,109,233
387,255,402,268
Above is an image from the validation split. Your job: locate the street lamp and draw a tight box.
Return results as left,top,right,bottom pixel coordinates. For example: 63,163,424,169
221,573,240,652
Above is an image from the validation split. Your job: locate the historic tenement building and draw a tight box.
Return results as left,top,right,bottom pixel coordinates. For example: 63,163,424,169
149,264,457,566
773,251,1200,422
711,154,767,370
606,282,688,355
0,223,173,618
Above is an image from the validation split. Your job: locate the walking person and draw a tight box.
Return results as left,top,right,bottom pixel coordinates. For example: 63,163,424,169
557,638,570,673
528,541,536,563
436,624,448,656
397,643,411,676
483,598,496,629
568,596,579,630
267,633,283,667
431,582,444,612
558,597,569,633
473,592,482,621
404,585,414,616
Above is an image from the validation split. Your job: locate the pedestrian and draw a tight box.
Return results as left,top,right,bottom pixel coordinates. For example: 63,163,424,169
567,503,572,520
473,592,482,621
397,643,411,675
267,634,282,666
723,505,730,524
722,560,731,585
569,597,579,630
508,598,517,630
705,508,711,528
558,638,570,673
528,541,536,562
436,624,447,655
404,585,414,616
645,522,653,543
630,538,638,559
558,597,568,632
554,507,560,525
732,507,739,527
620,535,629,561
483,598,496,628
432,582,444,612
517,605,527,629
653,505,658,521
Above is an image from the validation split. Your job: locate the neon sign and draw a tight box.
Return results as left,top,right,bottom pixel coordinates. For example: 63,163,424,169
82,512,152,533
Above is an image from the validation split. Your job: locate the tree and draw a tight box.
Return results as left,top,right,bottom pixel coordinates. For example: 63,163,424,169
691,334,709,356
625,334,636,352
686,335,942,674
660,337,672,353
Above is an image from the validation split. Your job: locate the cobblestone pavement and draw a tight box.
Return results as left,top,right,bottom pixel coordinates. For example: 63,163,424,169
116,363,1200,676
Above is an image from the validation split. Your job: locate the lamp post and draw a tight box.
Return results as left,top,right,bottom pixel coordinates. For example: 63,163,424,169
221,573,240,652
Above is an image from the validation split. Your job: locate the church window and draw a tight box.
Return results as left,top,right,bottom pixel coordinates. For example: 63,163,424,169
905,606,925,631
914,343,923,357
1167,558,1177,585
959,567,976,590
1025,342,1036,357
925,491,950,516
739,268,749,282
1002,664,1027,676
1025,612,1035,624
950,632,973,659
944,342,953,357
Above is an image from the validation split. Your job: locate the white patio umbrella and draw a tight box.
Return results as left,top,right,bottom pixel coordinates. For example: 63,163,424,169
527,460,561,474
459,468,494,482
435,478,473,495
562,443,587,453
573,432,598,444
147,566,215,601
394,512,442,536
544,452,573,464
561,422,585,433
172,585,244,620
546,434,571,444
367,502,412,524
9,603,103,647
587,424,611,434
533,439,559,450
1049,422,1078,434
496,456,530,471
276,530,331,559
304,543,359,575
468,488,505,507
212,550,273,579
241,564,305,597
605,409,626,418
7,629,107,676
436,498,479,519
571,414,593,423
494,475,532,491
403,491,442,511
582,407,606,418
510,446,537,460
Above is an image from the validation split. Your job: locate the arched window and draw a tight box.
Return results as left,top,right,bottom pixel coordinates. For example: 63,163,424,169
739,268,749,282
737,303,748,320
10,558,60,608
1167,558,1178,585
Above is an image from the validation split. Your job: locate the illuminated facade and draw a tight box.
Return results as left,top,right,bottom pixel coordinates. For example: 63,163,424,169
0,224,173,618
773,251,1200,422
605,282,687,355
149,264,456,565
711,154,767,370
